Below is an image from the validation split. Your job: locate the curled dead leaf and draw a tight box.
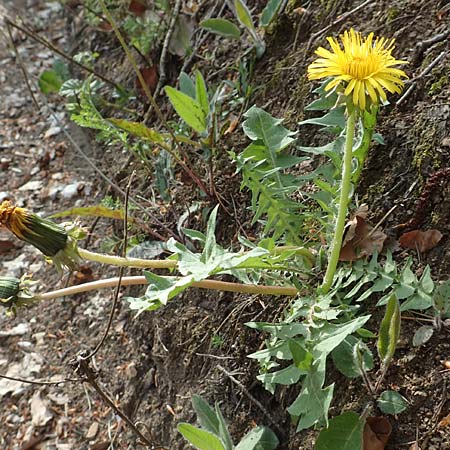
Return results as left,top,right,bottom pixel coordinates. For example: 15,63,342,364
438,412,450,428
409,443,421,450
136,66,158,96
340,208,387,261
363,416,392,450
128,0,147,16
224,117,239,135
98,20,113,31
73,266,94,285
293,7,307,15
399,229,443,252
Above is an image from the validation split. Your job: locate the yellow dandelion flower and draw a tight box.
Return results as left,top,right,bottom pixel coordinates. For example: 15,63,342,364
0,200,81,271
308,28,408,110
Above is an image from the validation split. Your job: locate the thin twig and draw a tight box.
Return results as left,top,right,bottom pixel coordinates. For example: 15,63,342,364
397,50,447,105
367,205,397,238
195,353,234,360
0,373,81,386
306,0,375,52
216,364,284,436
417,29,450,54
5,30,179,242
73,355,164,449
5,17,123,92
46,104,179,241
180,0,224,75
154,0,182,96
5,21,39,109
83,172,134,360
374,364,389,393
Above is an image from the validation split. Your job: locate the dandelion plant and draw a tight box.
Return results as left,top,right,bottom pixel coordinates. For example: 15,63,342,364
307,29,408,292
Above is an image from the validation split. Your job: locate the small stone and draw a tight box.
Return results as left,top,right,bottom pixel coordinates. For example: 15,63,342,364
0,323,30,337
18,180,44,191
2,253,27,276
85,421,99,439
441,137,450,147
33,332,46,346
126,362,137,378
49,186,62,200
61,182,81,199
30,166,40,176
0,192,10,202
44,127,61,138
17,341,33,351
30,391,53,426
48,392,70,405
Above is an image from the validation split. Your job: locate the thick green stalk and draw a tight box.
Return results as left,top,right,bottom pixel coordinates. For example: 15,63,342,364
322,109,357,293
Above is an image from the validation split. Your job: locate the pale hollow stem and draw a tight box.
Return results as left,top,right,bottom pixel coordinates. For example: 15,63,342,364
321,109,357,293
38,276,298,301
77,246,315,269
78,248,177,269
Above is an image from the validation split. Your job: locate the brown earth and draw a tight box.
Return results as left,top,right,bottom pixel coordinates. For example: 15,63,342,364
0,1,450,449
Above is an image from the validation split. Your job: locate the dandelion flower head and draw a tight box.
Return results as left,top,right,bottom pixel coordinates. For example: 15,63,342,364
308,28,408,110
0,200,81,271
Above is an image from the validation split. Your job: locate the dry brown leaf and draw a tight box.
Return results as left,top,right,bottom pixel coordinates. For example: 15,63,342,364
90,443,111,450
98,20,113,31
363,416,392,450
136,66,158,96
438,412,450,428
128,0,147,16
224,117,239,135
399,229,443,252
73,266,94,285
340,214,387,261
341,204,369,247
354,203,369,219
293,7,307,15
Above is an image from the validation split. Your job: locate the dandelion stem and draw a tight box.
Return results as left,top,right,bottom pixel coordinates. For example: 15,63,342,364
77,246,315,269
77,248,177,269
38,276,298,301
322,109,357,293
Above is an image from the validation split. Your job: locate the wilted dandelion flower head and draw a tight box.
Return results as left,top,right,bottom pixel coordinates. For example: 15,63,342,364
0,200,82,271
308,28,408,110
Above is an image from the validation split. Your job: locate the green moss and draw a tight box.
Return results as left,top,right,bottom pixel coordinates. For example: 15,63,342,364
430,210,440,226
412,118,441,179
363,178,389,203
320,0,339,13
386,7,400,23
266,54,308,117
428,73,449,96
288,75,309,121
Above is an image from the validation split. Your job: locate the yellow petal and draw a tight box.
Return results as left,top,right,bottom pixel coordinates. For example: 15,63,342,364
365,80,378,103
